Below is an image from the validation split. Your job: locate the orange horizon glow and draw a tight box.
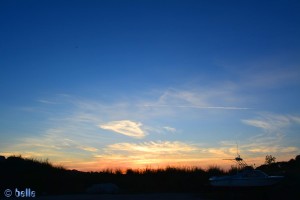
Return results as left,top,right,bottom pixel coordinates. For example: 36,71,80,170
58,154,297,172
0,150,296,172
57,158,267,172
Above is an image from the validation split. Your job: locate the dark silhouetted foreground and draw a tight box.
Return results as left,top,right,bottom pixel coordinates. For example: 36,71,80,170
0,155,299,199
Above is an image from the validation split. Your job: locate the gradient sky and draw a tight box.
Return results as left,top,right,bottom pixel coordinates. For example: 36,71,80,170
1,0,300,171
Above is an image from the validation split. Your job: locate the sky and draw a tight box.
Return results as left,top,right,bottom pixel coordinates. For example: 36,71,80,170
1,0,300,171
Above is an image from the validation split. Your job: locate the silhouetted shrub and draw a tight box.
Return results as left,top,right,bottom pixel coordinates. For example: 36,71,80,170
1,154,299,197
206,165,225,176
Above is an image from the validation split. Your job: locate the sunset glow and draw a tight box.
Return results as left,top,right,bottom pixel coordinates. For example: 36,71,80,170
1,0,300,172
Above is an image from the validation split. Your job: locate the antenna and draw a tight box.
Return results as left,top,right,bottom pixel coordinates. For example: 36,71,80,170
223,142,247,169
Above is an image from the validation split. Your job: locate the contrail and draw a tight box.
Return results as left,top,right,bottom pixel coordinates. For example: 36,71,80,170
142,104,251,110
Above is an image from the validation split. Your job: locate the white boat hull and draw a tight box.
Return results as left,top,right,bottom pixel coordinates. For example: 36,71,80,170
209,170,284,187
210,176,284,187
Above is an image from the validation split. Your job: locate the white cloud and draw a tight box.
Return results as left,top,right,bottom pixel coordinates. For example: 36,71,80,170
78,146,98,152
248,146,298,154
37,99,59,104
289,116,300,124
157,89,208,106
163,126,177,133
99,120,146,138
220,57,300,90
6,88,299,170
247,66,300,89
143,104,250,110
280,146,298,153
242,113,296,132
242,119,274,131
107,141,198,154
90,141,207,168
90,141,258,169
140,87,251,112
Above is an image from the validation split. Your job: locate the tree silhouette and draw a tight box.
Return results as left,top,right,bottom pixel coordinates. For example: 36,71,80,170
265,155,276,165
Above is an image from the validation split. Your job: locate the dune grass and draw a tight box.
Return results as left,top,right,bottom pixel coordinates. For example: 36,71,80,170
0,154,299,197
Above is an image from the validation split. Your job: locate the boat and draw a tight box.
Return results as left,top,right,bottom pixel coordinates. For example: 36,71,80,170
209,147,284,187
209,168,284,187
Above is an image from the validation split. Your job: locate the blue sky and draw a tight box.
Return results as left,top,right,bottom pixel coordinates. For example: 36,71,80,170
1,0,300,171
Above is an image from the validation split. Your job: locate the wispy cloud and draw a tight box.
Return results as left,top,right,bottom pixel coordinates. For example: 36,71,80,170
163,126,177,133
244,64,300,89
4,87,299,171
88,141,250,169
242,113,300,132
237,113,300,163
242,133,298,153
92,141,206,168
242,119,274,131
37,99,59,104
248,146,298,154
143,104,250,110
78,146,98,152
99,120,146,138
289,116,300,124
107,141,198,153
139,87,251,113
219,56,300,90
1,126,101,162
